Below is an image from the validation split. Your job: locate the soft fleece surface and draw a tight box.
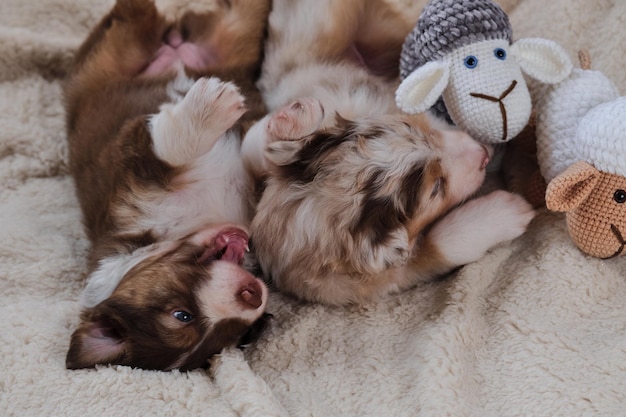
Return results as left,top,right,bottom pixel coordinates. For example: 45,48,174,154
2,1,625,416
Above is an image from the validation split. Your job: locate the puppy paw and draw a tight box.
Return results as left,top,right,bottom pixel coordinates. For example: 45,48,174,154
428,190,535,266
150,77,246,165
266,97,324,141
182,77,247,132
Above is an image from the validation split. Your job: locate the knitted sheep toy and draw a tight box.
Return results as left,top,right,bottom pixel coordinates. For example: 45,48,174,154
536,52,626,259
396,0,572,146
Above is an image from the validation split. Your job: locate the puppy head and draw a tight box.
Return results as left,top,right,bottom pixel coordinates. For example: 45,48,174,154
253,113,489,293
66,225,268,371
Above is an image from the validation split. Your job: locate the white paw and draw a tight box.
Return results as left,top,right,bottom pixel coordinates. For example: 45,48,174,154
266,97,324,141
151,77,247,165
429,190,535,266
182,77,247,131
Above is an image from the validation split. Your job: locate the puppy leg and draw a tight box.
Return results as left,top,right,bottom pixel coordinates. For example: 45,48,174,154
409,190,536,280
242,97,324,178
72,0,167,83
150,77,246,166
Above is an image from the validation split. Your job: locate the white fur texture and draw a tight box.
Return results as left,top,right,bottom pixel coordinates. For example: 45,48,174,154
210,347,290,417
2,0,626,416
534,68,625,181
428,190,535,266
150,77,246,167
81,241,178,307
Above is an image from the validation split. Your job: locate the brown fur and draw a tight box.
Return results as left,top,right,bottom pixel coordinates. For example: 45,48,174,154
251,113,492,305
245,0,535,305
546,161,626,259
64,0,271,370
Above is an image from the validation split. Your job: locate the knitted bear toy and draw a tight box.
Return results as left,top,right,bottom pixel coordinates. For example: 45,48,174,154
536,52,626,259
396,0,572,146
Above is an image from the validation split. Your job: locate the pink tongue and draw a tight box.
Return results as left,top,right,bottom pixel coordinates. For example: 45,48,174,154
221,235,247,263
141,39,217,77
142,46,179,76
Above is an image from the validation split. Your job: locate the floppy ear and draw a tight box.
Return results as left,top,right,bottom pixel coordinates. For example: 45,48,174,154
395,60,450,114
66,313,127,369
265,139,309,167
545,161,600,212
511,38,573,84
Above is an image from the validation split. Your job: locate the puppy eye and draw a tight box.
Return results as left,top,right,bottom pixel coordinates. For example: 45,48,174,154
494,48,507,60
614,189,626,204
430,177,444,198
464,55,478,69
172,310,194,323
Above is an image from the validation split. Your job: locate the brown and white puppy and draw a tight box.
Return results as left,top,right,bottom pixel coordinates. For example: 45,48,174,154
242,0,536,305
64,0,271,370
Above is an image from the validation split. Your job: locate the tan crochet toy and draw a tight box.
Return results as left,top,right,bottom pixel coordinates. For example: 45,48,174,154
546,160,626,259
537,51,626,259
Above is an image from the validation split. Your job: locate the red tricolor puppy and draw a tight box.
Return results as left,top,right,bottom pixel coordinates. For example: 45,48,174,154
64,0,270,371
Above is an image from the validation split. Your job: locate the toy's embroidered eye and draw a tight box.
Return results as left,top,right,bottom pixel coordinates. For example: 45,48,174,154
464,55,478,69
494,48,507,60
172,310,193,323
614,189,626,204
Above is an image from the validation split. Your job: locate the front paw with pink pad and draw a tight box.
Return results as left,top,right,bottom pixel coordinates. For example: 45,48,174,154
267,97,324,141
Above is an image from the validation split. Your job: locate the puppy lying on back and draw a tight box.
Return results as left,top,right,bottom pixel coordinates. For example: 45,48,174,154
242,0,536,305
64,0,271,370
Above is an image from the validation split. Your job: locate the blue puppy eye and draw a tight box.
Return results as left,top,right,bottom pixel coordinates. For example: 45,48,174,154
173,310,193,323
494,48,507,60
464,55,478,68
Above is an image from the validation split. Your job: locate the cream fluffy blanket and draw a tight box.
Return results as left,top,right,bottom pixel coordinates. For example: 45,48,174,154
2,1,625,416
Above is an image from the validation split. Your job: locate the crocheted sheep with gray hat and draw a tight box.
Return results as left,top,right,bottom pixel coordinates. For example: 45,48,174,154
396,0,572,145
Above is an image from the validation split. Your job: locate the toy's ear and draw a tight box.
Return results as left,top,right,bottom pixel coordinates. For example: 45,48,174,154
545,161,600,212
511,38,573,84
396,61,450,114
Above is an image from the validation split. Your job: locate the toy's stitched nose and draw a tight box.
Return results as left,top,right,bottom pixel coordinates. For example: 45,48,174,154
602,224,626,259
470,80,518,141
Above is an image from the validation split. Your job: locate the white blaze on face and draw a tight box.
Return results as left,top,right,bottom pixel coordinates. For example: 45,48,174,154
443,39,532,144
196,261,268,324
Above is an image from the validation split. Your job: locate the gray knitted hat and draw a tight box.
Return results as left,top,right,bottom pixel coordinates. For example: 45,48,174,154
400,0,513,80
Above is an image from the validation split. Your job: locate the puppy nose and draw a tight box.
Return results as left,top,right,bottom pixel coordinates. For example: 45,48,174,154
166,30,183,48
238,281,263,309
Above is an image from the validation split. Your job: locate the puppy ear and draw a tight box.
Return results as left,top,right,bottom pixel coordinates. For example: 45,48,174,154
511,38,573,84
395,61,450,114
264,140,308,166
545,161,600,212
66,313,127,369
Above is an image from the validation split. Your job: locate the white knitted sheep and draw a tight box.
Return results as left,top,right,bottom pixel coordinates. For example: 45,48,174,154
396,0,572,146
537,53,626,259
